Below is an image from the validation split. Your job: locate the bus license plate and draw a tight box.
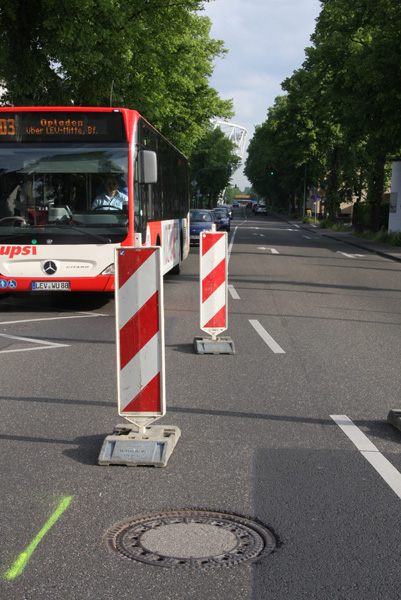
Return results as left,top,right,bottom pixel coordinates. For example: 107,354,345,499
32,281,70,291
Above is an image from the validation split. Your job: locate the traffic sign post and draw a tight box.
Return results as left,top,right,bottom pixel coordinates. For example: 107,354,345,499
193,230,235,354
98,246,180,467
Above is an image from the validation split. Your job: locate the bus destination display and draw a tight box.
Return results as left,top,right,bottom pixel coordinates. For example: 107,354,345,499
0,111,127,143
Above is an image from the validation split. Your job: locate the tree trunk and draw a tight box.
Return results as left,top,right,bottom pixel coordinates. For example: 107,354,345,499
367,154,386,233
325,145,341,221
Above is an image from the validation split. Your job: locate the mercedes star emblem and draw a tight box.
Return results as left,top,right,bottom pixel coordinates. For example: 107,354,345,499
43,261,57,275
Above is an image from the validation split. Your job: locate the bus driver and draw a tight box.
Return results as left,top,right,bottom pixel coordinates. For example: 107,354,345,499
92,175,128,211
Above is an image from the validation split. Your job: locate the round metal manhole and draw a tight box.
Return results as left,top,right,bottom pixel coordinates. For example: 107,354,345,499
104,510,276,568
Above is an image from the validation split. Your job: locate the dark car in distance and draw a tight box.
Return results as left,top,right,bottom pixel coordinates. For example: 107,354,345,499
213,207,231,232
220,204,233,219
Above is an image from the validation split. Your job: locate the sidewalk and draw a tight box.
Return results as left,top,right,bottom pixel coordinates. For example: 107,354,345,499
290,220,401,263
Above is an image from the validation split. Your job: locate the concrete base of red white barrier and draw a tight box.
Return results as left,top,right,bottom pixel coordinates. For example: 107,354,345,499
387,410,401,433
98,424,181,467
193,335,236,355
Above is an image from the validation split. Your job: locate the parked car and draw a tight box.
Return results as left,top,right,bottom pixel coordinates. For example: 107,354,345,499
189,209,216,245
255,203,267,215
213,207,231,231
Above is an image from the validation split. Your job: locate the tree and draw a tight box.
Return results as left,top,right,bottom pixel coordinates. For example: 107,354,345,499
189,127,240,207
306,0,401,229
246,0,401,229
245,91,321,212
0,0,233,155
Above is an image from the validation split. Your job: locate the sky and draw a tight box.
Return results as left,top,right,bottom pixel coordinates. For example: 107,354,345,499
202,0,322,190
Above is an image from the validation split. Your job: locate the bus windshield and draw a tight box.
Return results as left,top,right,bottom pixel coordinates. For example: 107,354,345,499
0,143,129,244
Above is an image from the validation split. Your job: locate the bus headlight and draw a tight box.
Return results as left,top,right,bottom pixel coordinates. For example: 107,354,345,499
101,264,115,276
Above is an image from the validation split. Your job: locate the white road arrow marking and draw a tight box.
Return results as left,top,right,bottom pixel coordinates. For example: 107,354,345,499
336,252,365,258
258,247,279,254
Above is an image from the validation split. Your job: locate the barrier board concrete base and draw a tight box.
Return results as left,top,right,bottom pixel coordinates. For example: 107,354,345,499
387,410,401,432
193,336,236,355
98,424,181,467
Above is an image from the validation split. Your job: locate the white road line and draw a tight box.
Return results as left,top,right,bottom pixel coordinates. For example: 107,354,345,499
331,415,401,500
249,320,285,354
0,333,69,354
331,415,377,451
228,222,241,263
228,285,240,300
0,313,106,326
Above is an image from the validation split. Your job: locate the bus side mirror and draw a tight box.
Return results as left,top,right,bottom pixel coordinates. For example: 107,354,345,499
140,150,158,184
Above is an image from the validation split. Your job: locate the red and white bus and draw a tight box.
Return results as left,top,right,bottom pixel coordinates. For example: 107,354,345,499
0,107,190,293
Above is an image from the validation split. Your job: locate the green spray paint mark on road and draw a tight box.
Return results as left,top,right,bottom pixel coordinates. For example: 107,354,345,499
4,495,73,581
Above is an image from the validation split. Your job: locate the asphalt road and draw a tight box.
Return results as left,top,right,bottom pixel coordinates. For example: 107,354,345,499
1,208,401,599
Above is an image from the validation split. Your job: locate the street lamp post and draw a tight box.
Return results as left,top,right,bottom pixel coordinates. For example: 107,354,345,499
191,180,198,208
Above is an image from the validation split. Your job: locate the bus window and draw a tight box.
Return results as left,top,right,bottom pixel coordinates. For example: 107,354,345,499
0,145,128,231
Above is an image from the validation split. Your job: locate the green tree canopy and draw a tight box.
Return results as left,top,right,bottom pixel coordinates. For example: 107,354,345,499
0,0,233,155
245,0,401,229
306,0,401,227
190,126,240,207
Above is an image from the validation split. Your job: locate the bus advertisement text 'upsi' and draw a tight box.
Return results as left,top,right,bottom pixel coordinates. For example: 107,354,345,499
0,246,38,259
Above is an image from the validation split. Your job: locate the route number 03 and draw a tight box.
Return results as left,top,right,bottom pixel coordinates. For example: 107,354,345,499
0,118,16,135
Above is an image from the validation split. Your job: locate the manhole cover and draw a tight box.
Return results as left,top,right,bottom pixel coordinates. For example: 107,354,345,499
104,510,276,567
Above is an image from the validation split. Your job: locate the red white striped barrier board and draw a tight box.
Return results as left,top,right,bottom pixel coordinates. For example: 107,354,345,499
115,247,165,427
200,231,228,339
